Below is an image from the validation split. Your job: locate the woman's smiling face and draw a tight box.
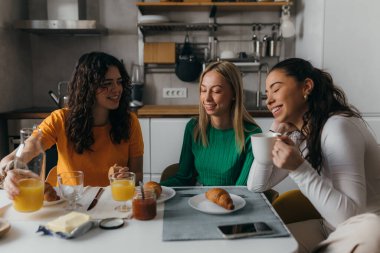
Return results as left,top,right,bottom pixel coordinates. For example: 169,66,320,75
265,69,310,128
95,66,123,111
200,70,234,119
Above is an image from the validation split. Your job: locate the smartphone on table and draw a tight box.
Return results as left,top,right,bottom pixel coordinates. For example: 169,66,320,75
217,222,273,239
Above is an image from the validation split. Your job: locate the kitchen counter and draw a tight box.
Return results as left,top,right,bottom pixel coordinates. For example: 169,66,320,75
0,107,55,119
138,105,272,118
0,105,272,158
0,105,272,119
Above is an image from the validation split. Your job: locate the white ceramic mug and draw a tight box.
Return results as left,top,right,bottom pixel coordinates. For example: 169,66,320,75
251,132,279,164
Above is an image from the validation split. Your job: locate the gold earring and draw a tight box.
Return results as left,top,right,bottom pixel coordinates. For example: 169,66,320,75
304,94,308,100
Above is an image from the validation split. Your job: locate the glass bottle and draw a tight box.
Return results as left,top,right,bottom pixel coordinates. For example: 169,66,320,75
13,128,46,212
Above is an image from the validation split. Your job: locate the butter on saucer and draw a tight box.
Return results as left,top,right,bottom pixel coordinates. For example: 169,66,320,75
46,212,91,233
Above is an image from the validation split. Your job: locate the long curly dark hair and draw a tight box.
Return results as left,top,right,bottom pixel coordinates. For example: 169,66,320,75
271,58,361,174
66,52,131,153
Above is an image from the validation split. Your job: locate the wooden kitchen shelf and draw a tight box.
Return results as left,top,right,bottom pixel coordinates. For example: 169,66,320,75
136,1,291,14
138,22,216,34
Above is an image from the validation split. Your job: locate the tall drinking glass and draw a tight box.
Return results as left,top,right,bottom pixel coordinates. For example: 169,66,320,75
13,128,45,212
131,64,144,84
58,171,84,211
109,172,135,212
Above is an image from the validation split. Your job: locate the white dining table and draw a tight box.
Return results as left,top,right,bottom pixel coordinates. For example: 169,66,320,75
0,187,298,253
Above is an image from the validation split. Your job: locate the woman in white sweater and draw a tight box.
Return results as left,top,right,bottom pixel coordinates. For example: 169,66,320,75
247,58,380,253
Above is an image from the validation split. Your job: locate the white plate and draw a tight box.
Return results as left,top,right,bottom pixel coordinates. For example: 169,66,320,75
157,186,176,204
43,198,65,206
138,15,169,24
0,218,11,237
188,193,246,214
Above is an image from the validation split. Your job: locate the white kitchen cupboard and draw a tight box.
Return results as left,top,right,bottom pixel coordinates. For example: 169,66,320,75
138,118,151,182
142,117,273,182
142,116,297,193
150,118,190,182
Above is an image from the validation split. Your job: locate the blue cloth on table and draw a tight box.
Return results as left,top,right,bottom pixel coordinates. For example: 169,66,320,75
162,187,290,241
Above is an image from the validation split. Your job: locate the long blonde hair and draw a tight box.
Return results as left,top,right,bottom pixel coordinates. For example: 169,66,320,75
194,61,258,153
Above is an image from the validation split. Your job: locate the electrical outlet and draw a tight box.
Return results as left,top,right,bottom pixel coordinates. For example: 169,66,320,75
163,88,187,98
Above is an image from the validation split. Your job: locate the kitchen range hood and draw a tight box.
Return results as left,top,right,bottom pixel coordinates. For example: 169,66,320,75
14,20,107,35
14,0,107,35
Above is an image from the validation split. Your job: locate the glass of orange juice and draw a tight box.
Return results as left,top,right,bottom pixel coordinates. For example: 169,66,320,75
13,127,46,212
109,171,135,212
13,178,44,212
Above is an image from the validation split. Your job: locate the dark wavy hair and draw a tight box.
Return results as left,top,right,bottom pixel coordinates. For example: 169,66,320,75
271,58,361,174
66,52,131,153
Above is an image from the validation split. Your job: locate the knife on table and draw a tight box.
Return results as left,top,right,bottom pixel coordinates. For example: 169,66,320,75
87,187,105,211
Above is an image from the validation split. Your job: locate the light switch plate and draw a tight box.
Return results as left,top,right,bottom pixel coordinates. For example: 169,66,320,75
163,88,187,98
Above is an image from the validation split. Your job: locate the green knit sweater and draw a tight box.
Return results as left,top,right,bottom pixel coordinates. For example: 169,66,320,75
161,118,262,186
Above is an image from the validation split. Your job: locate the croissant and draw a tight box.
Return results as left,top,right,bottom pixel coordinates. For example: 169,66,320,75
44,182,60,202
205,188,234,210
144,181,162,198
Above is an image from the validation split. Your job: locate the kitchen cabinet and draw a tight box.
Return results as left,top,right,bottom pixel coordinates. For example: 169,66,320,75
139,118,151,182
145,117,273,182
0,107,275,183
150,118,190,182
145,116,297,193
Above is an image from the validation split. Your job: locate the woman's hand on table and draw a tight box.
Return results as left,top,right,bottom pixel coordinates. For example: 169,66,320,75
108,164,129,178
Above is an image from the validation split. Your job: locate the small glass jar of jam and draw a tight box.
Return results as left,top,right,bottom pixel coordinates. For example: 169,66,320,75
132,188,157,220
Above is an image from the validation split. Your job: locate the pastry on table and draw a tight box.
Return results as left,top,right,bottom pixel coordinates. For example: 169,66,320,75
205,188,234,210
144,181,162,198
44,182,60,202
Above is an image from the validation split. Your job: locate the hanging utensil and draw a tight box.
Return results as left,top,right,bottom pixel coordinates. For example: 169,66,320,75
48,81,69,108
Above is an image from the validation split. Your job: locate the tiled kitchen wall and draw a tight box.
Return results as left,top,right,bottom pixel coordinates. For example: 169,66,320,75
0,0,32,112
4,0,295,108
141,10,295,107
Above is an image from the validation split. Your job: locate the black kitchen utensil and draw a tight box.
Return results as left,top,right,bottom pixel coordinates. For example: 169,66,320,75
175,34,202,82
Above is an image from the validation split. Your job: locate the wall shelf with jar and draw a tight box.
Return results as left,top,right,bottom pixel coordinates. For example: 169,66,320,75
136,2,291,15
135,1,292,64
135,1,294,109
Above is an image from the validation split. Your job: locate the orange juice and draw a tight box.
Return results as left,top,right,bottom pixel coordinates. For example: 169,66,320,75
13,178,44,212
111,180,135,201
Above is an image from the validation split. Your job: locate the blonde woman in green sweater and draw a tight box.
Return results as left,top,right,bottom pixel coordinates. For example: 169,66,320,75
161,61,262,186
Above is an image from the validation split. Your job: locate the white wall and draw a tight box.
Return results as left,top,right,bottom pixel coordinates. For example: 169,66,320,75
296,0,380,114
323,0,380,115
295,0,380,140
295,0,325,68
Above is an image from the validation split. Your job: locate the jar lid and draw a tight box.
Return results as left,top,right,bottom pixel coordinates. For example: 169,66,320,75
99,218,124,230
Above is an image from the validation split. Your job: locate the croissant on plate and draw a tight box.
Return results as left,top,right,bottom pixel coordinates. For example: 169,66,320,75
144,181,162,198
44,182,60,202
205,188,234,210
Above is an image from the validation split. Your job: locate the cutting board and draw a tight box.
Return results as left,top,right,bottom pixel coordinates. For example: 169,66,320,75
144,42,176,64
